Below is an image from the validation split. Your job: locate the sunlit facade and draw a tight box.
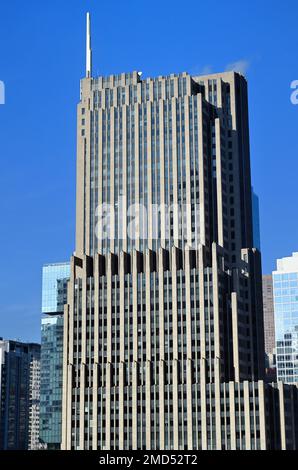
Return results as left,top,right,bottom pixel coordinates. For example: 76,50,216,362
61,66,298,450
61,14,298,451
273,253,298,383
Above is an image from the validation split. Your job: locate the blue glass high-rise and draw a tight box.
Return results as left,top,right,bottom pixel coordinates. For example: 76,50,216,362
42,262,70,314
273,253,298,383
40,262,70,450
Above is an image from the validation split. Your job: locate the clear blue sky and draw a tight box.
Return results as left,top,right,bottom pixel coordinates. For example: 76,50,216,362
0,0,298,342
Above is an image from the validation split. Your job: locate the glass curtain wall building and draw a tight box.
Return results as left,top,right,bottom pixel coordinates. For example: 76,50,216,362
42,263,70,314
40,262,70,450
273,253,298,383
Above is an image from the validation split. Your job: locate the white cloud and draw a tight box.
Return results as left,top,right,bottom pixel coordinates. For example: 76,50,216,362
225,59,250,75
199,65,213,75
190,59,251,77
190,64,213,76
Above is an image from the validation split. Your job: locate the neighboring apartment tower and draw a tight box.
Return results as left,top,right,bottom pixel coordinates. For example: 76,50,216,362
28,350,41,450
62,14,298,450
262,274,275,356
39,262,70,450
0,339,40,450
273,252,298,384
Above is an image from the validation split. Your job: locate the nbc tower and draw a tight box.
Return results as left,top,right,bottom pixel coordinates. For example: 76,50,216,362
62,13,298,450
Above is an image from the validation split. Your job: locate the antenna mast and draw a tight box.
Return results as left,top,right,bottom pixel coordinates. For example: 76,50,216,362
86,12,92,78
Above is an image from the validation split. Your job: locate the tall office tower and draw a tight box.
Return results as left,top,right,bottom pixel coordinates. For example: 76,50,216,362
252,189,261,252
40,262,70,450
262,275,275,356
62,14,298,450
0,339,40,450
273,253,298,384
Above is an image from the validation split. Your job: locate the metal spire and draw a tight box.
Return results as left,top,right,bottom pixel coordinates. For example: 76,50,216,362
86,12,92,78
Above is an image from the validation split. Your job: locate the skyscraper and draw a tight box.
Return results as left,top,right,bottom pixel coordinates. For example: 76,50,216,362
0,339,40,450
62,14,298,450
40,262,70,450
273,252,298,384
262,274,275,356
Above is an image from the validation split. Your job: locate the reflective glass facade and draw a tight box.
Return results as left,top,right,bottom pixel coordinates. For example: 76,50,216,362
42,263,70,314
273,253,298,383
40,315,64,449
40,262,70,449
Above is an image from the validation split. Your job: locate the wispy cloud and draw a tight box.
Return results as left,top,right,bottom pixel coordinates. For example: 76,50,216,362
199,65,213,75
225,59,250,75
189,64,213,76
190,59,251,77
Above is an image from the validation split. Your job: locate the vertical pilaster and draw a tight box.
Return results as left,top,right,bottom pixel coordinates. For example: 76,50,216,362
278,382,286,450
243,381,251,450
171,247,179,449
229,381,236,450
185,251,193,449
145,251,152,449
132,251,139,449
258,380,267,450
158,249,165,449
